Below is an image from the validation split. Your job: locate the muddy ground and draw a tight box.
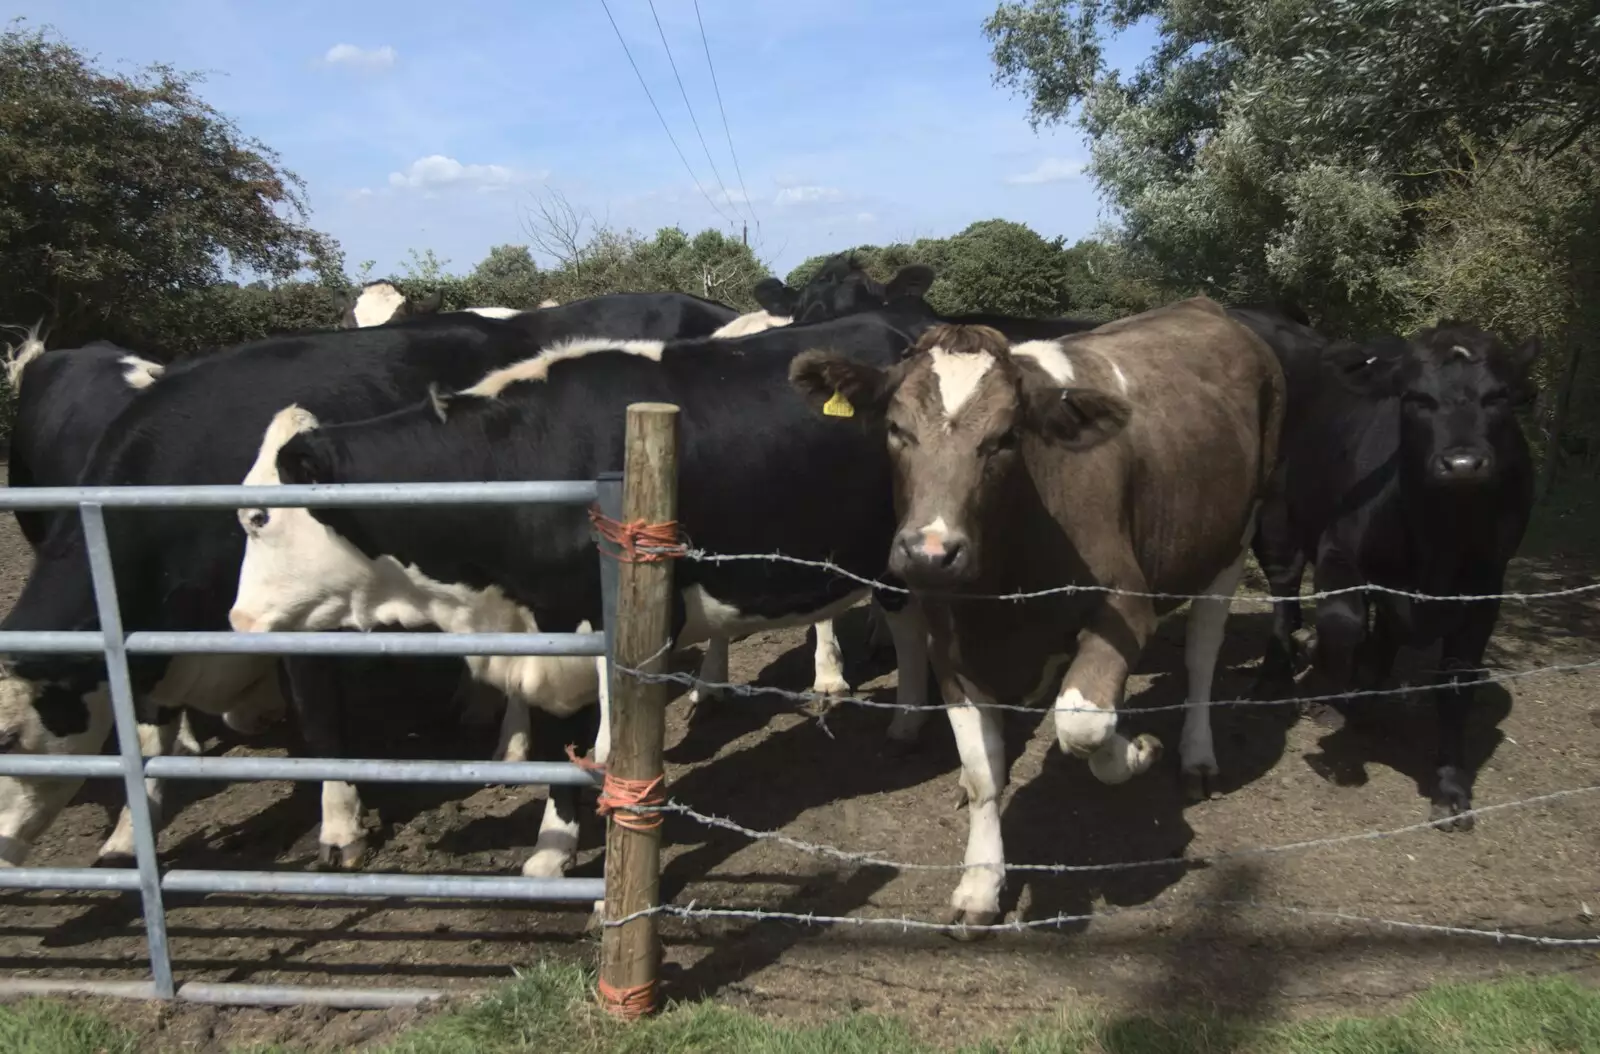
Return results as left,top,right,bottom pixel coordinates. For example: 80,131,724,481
0,467,1598,1051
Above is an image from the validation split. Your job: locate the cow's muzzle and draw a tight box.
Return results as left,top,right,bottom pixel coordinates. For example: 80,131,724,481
1430,448,1495,483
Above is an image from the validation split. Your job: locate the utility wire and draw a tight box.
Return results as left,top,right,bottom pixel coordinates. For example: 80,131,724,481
645,0,749,231
692,0,761,234
597,0,738,229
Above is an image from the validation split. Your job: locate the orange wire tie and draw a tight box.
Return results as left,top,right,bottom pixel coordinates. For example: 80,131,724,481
589,506,686,564
597,977,657,1020
564,744,665,832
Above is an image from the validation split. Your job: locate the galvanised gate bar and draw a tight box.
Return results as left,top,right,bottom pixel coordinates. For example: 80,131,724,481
0,474,625,1009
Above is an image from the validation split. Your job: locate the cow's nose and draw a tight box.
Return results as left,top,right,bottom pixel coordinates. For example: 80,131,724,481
892,528,970,579
228,608,258,633
1432,450,1493,481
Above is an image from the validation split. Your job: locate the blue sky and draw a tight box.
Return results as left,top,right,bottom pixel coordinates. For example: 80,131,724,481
13,1,1156,282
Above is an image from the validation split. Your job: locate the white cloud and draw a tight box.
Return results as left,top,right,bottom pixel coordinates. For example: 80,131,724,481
855,211,876,224
1005,158,1087,185
774,185,845,206
322,43,398,72
714,188,752,205
385,155,543,194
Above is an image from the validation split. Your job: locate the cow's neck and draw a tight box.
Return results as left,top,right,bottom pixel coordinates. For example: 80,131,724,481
1398,472,1506,591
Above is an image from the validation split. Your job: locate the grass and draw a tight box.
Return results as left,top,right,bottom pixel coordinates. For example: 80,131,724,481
6,968,1600,1054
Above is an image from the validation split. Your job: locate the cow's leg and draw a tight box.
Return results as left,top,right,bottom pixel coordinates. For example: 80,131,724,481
1181,551,1246,801
593,655,612,768
1309,543,1367,688
1252,489,1305,692
95,712,181,866
937,660,1007,933
220,666,287,736
0,686,114,866
1054,590,1162,784
0,775,83,867
864,599,895,657
281,657,368,870
494,698,532,763
882,596,932,755
453,670,506,730
687,635,729,718
1431,596,1500,832
809,620,850,697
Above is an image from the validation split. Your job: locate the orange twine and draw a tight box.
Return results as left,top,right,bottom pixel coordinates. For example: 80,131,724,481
589,506,686,563
597,977,658,1020
564,744,665,832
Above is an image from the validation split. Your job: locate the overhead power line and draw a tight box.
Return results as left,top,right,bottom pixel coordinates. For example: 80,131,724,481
597,0,738,230
692,0,761,235
644,0,754,231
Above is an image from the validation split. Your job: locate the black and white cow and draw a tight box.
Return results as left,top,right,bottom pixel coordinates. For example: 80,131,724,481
1257,322,1539,828
227,313,936,876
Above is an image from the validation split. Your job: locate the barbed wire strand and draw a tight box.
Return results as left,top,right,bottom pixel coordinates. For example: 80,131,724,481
643,783,1600,875
604,898,1600,946
644,545,1600,606
615,655,1600,717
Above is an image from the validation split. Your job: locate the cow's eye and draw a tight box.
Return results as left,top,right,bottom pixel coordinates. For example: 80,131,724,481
886,420,917,447
1401,391,1438,411
247,510,270,530
980,429,1018,457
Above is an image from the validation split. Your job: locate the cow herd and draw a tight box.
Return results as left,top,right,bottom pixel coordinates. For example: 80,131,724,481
0,261,1540,929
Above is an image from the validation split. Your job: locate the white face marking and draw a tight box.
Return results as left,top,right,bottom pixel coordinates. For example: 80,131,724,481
710,311,792,338
1011,340,1075,385
1110,361,1129,395
928,345,995,418
351,283,407,327
461,337,667,398
119,355,164,390
462,306,522,320
916,515,951,558
1450,344,1473,361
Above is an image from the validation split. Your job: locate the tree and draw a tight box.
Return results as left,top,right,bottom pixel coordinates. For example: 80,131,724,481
0,22,340,343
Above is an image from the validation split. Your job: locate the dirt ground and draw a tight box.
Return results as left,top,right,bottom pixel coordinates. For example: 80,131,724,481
1,466,1599,1052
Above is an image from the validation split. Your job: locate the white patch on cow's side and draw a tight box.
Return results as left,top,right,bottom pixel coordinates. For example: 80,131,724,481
1110,361,1130,395
677,584,867,647
461,338,667,399
3,322,47,393
538,299,560,308
463,306,522,320
711,311,792,338
1053,686,1116,758
1011,339,1075,385
928,345,995,418
118,355,164,390
352,282,407,327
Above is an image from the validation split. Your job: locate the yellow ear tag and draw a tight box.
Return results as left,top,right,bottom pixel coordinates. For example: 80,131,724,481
823,389,855,418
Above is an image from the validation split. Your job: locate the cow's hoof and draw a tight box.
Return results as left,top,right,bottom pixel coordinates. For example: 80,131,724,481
1429,800,1476,833
1181,768,1217,803
940,906,998,940
317,838,368,870
94,851,135,870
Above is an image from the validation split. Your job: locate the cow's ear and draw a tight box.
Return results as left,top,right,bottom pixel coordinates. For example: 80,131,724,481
885,264,935,302
411,289,444,314
788,350,895,420
753,278,798,317
276,438,325,486
1324,337,1407,398
1025,384,1132,450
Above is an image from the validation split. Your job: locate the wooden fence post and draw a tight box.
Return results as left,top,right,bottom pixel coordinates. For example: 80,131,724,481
599,402,678,1019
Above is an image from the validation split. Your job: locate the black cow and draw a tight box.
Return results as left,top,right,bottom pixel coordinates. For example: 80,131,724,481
227,314,935,871
5,333,166,548
1258,322,1540,828
0,296,737,872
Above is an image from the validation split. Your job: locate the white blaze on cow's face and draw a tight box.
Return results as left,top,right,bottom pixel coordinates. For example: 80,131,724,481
351,282,407,327
230,406,380,633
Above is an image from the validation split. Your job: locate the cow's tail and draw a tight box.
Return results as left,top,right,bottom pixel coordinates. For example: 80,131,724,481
2,320,46,394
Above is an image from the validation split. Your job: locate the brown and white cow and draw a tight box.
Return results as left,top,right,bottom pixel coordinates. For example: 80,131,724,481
790,298,1284,927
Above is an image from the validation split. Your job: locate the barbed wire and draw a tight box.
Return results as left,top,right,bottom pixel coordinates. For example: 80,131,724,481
646,544,1600,607
645,783,1600,875
614,655,1600,717
605,899,1600,946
